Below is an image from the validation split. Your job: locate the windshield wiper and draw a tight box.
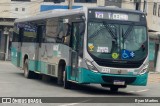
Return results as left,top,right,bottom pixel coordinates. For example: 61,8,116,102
89,22,117,40
103,21,117,40
122,23,134,40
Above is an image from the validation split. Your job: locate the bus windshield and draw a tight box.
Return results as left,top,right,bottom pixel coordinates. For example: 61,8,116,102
87,21,148,61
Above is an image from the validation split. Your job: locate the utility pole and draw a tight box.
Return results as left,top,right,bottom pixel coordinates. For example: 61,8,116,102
68,0,72,9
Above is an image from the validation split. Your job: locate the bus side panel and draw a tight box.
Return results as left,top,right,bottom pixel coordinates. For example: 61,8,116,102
131,73,148,86
21,43,37,72
37,43,70,77
37,43,59,76
11,42,20,67
40,61,48,75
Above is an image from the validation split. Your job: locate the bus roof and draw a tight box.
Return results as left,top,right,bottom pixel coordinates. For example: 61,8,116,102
15,8,84,23
15,7,144,23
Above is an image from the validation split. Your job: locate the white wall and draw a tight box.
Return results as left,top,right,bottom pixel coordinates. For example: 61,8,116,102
147,0,160,32
0,0,10,18
121,0,160,33
0,0,105,18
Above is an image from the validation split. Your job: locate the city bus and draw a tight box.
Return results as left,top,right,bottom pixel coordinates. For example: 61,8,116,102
11,7,149,92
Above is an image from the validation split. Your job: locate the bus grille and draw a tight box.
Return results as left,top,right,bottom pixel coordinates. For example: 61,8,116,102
102,76,136,84
95,60,142,68
48,64,55,75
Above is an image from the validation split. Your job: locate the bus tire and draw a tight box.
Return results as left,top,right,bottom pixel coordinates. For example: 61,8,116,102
24,59,33,78
110,87,118,92
63,70,71,89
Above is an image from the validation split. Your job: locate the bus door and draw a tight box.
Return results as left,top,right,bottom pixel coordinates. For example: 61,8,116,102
70,22,84,81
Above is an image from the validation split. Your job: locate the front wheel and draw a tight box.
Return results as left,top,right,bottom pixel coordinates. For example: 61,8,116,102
110,87,118,92
63,71,71,89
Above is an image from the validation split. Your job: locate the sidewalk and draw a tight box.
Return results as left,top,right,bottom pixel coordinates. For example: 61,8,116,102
149,71,160,74
148,72,160,83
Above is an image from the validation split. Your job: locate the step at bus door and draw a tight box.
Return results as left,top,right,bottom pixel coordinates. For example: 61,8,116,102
70,50,78,81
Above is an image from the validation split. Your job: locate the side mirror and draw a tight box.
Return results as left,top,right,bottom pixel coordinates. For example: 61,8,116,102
63,19,69,24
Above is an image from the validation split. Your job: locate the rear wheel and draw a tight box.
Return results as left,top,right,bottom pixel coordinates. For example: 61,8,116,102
24,59,33,78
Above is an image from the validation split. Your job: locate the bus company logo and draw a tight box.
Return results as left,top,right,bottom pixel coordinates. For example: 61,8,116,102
88,43,94,51
2,98,11,103
112,53,119,59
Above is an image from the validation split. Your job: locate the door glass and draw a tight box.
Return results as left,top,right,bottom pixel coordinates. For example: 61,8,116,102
70,22,85,79
71,22,85,53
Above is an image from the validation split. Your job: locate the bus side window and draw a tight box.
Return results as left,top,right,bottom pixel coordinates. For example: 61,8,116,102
19,28,24,42
12,25,19,42
36,25,45,43
22,23,37,42
45,19,58,43
64,23,71,45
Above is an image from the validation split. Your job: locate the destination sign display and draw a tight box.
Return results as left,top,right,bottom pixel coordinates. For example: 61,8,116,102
88,10,141,22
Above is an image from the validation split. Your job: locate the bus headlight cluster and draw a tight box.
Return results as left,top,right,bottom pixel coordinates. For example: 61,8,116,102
139,64,149,75
85,59,98,72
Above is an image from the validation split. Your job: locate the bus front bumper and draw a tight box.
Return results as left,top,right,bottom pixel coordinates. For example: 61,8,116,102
78,68,148,86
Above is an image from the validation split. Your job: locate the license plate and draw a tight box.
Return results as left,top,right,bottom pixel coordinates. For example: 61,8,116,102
113,80,125,85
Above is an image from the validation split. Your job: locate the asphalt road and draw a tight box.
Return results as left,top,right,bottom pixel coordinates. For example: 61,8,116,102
0,61,160,106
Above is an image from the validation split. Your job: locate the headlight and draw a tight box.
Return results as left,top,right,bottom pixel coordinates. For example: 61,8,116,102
139,64,149,75
85,59,98,72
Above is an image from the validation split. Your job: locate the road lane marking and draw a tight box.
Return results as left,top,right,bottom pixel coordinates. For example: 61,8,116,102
128,89,149,93
128,91,135,93
0,82,16,84
59,99,91,106
136,89,149,93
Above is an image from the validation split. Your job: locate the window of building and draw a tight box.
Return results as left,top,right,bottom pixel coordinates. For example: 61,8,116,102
22,8,25,11
74,0,97,3
15,8,18,11
153,2,157,16
158,5,160,17
135,2,140,10
11,0,30,1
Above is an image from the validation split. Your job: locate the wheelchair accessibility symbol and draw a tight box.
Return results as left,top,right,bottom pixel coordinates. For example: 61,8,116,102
121,49,135,59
